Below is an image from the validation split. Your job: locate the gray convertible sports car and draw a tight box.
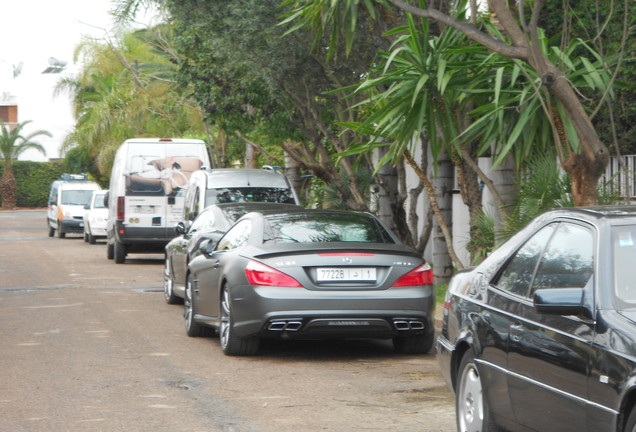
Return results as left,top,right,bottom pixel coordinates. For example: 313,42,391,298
184,208,436,356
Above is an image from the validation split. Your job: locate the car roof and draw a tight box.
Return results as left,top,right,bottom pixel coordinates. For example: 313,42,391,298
547,206,636,221
199,168,290,187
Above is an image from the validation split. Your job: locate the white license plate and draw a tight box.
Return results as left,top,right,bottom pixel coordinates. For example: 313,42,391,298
133,205,156,214
317,267,376,282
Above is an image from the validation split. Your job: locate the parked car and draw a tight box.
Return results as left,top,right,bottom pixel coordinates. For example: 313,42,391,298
47,173,101,238
184,208,435,356
182,167,300,222
163,202,302,304
83,190,108,244
436,206,636,432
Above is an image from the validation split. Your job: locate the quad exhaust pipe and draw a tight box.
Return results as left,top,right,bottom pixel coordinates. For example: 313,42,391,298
267,320,303,331
393,319,425,331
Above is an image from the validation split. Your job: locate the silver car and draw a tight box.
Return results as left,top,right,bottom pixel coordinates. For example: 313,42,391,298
185,209,435,356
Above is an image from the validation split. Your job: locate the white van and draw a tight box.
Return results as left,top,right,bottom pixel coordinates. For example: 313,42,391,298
47,174,102,238
183,167,301,222
106,138,210,263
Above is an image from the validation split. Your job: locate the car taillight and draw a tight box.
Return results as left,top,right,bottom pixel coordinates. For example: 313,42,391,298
392,263,433,287
117,196,125,220
245,261,301,287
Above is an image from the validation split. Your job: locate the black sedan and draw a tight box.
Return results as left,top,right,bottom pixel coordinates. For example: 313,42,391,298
436,206,636,432
163,202,301,304
185,209,435,356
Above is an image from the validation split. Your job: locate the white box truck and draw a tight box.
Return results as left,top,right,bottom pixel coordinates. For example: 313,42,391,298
106,138,210,263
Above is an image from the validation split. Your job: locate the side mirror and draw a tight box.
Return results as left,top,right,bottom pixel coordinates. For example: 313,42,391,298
175,221,186,235
103,191,109,208
84,204,90,210
533,288,591,318
198,239,216,257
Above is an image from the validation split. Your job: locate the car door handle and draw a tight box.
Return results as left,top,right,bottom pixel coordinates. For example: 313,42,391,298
510,324,524,342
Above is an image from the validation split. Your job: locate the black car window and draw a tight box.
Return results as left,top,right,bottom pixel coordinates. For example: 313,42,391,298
494,224,556,297
531,223,594,294
215,220,252,251
206,187,295,205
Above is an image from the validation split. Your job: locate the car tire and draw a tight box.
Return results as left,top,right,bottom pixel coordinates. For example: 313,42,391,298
57,223,66,238
88,232,96,244
48,225,55,237
114,240,126,264
393,332,434,354
107,242,114,260
456,350,496,432
625,407,636,432
219,285,259,356
164,258,181,305
184,274,213,337
83,231,89,242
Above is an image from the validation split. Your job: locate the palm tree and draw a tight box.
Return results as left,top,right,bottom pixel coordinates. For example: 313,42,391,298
0,121,50,208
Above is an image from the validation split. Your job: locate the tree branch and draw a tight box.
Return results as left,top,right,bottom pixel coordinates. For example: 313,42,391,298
387,0,528,59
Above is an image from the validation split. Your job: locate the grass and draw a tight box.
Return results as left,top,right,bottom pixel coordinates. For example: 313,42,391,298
435,283,448,304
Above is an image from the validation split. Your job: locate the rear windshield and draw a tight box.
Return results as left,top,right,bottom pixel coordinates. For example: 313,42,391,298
93,194,107,209
205,187,296,205
262,213,395,244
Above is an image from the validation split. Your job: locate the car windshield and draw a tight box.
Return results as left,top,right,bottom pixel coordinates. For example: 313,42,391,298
206,188,296,205
262,213,395,244
61,189,95,206
611,225,636,310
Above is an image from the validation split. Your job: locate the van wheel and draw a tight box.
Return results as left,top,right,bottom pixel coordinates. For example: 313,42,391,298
114,240,126,264
48,226,55,237
88,233,96,244
57,224,66,238
107,242,114,260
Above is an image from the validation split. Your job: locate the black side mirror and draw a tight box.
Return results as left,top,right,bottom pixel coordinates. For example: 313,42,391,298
103,191,109,208
533,288,591,318
84,204,90,210
175,221,186,235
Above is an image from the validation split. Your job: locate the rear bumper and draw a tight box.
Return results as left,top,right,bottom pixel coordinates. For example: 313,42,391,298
228,284,436,340
111,220,176,251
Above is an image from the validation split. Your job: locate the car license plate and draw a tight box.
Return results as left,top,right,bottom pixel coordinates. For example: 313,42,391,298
134,205,156,214
317,267,376,282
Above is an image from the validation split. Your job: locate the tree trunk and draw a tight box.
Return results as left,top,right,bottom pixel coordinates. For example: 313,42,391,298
430,148,455,284
284,150,303,202
244,141,258,169
0,168,17,209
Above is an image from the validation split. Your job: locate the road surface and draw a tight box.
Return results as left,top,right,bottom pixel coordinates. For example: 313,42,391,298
0,209,456,432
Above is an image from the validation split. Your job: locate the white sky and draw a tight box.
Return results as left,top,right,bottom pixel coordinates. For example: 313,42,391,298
0,0,159,162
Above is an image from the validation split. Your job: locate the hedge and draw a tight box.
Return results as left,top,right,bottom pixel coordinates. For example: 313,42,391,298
0,161,66,207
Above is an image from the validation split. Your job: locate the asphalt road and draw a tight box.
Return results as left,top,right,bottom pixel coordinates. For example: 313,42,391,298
0,209,456,432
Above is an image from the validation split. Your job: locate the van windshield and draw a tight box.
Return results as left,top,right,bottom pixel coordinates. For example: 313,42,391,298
205,187,296,205
61,190,95,206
